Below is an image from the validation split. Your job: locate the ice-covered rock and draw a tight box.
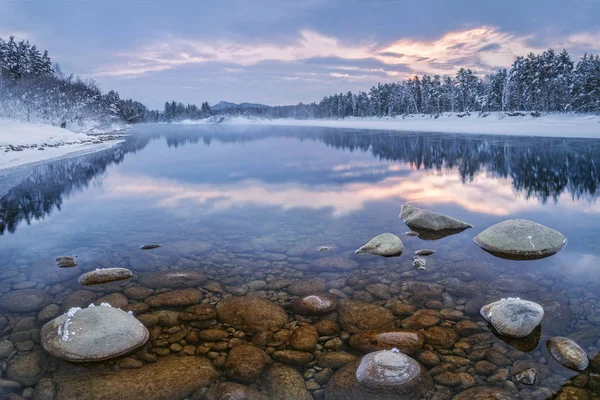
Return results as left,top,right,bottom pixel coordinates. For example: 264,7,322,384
41,304,149,362
355,233,403,256
400,205,472,233
474,219,566,259
480,298,544,338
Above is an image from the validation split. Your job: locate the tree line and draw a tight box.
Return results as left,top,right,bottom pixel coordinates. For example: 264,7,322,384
224,49,600,119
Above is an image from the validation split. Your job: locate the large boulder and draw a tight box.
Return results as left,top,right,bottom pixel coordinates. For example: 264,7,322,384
0,289,51,313
205,382,267,400
349,330,424,354
400,205,472,234
325,350,433,400
78,268,133,285
137,270,206,289
216,297,287,333
480,298,544,338
260,363,312,400
53,356,216,400
338,300,394,334
355,234,403,256
546,337,589,371
41,305,149,362
474,219,567,259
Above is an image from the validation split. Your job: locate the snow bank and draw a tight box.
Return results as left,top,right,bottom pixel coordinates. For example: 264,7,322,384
203,113,600,139
0,118,125,171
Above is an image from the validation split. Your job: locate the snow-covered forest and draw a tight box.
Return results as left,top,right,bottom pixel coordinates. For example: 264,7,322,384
0,36,148,131
222,49,600,120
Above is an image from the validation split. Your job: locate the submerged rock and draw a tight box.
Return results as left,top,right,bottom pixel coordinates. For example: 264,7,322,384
139,244,162,250
54,356,216,400
453,387,516,399
216,296,287,333
309,257,359,272
261,363,312,400
205,382,267,400
225,344,270,383
546,337,589,371
137,270,207,289
55,256,78,268
355,233,403,256
480,298,544,338
473,219,567,259
145,288,202,308
0,289,51,313
41,305,149,362
400,205,472,232
415,249,436,256
349,330,424,354
78,268,133,285
290,294,337,315
338,300,394,334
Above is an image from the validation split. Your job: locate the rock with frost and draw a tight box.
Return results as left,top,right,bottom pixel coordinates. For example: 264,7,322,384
41,304,149,362
473,219,566,259
78,268,133,285
400,205,472,235
355,233,403,256
325,350,432,400
480,298,543,338
413,258,426,270
546,337,589,371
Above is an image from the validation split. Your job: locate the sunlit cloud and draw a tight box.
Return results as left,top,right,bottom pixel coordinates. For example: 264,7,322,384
97,169,593,218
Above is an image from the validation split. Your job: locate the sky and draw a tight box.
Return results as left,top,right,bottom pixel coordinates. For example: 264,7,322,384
1,0,599,109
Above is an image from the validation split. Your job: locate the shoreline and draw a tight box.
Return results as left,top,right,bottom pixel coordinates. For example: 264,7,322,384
181,112,600,139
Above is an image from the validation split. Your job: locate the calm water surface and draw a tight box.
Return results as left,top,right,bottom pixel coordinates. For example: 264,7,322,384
1,124,600,399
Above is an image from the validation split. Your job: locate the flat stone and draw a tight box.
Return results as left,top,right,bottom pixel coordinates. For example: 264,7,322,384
137,270,207,289
546,336,589,371
290,294,337,315
54,356,216,400
480,298,544,338
140,244,162,250
78,268,133,285
216,297,287,333
355,233,403,256
124,286,154,300
415,249,436,256
349,330,424,354
180,304,216,321
423,326,459,348
288,279,327,296
145,288,203,308
400,204,472,232
401,309,441,330
260,363,312,400
290,326,318,351
55,256,78,268
0,289,51,313
338,300,394,334
6,351,46,386
272,350,314,365
453,386,515,399
225,344,269,383
41,305,149,362
474,219,567,259
318,352,358,369
205,382,267,400
309,257,359,272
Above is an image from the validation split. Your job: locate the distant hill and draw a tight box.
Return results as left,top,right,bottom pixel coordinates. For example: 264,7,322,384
211,101,270,111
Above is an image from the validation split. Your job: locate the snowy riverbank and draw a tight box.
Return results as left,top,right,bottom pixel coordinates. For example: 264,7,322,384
0,119,126,171
185,112,600,139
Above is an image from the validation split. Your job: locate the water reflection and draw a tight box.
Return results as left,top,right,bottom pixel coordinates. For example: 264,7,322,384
2,125,600,236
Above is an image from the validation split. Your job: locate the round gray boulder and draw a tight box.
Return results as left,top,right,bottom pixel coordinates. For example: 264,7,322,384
41,305,149,362
355,233,403,256
546,337,589,371
473,219,566,259
480,298,544,338
78,268,133,285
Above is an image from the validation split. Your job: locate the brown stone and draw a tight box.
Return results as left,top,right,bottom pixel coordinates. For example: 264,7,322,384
225,345,270,383
338,300,394,334
349,329,424,354
401,309,441,330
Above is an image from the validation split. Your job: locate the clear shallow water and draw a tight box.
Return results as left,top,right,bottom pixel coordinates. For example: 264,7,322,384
1,124,600,399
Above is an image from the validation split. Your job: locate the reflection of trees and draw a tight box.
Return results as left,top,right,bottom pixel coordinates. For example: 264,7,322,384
0,135,152,235
2,126,600,235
